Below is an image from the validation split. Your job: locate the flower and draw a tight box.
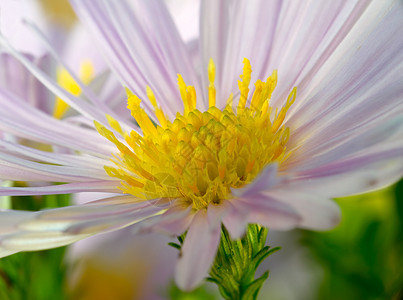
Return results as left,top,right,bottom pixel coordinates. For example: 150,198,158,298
0,0,402,291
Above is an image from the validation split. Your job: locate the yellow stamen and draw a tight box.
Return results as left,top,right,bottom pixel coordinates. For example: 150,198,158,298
146,86,168,128
237,58,252,110
106,115,124,135
97,59,297,210
126,89,157,136
208,58,216,108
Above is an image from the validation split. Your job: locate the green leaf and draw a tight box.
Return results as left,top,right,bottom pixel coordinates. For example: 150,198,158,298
241,271,269,300
208,224,278,300
168,242,182,250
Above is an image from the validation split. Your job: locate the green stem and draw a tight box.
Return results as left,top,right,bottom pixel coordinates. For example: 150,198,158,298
208,224,280,300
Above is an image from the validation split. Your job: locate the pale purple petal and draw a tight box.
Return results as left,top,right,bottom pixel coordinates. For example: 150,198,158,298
0,196,168,256
138,0,203,106
0,181,120,196
119,203,193,236
234,195,301,230
0,53,51,112
0,0,47,56
0,138,110,169
286,0,403,149
21,20,133,127
0,35,120,127
200,0,230,103
288,147,403,198
286,116,403,172
207,201,231,230
151,206,194,236
0,232,89,252
210,0,283,105
0,153,109,182
232,163,280,198
220,200,249,239
175,209,221,291
261,189,341,230
0,210,33,234
61,22,108,75
0,87,115,156
69,0,151,112
70,0,199,118
268,0,371,106
166,0,200,42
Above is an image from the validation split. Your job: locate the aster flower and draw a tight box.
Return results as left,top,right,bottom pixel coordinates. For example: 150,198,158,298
0,0,402,292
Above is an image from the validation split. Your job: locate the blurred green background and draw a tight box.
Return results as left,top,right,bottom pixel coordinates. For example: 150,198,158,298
304,178,403,300
0,193,71,300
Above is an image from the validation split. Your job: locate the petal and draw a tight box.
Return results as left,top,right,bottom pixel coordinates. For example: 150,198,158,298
113,202,193,236
69,0,200,118
232,163,280,198
0,195,168,256
0,232,90,252
207,201,231,231
0,181,120,196
220,200,249,239
287,115,403,172
0,86,116,156
210,0,283,104
0,35,116,127
234,195,301,230
262,189,341,230
151,205,194,236
0,153,109,182
166,0,200,42
0,248,18,257
0,138,110,170
288,146,403,198
287,1,403,151
200,0,231,102
0,53,50,112
175,209,221,291
269,0,372,105
0,0,47,56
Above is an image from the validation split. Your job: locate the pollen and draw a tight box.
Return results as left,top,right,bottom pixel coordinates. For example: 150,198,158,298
96,59,296,210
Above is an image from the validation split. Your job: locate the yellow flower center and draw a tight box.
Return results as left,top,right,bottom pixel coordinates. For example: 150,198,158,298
96,59,296,210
